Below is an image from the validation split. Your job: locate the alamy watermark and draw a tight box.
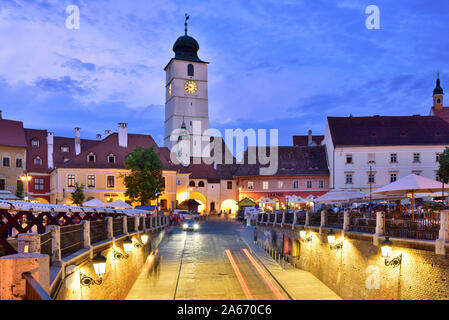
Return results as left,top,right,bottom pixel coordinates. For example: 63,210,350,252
66,5,80,30
169,120,279,175
365,5,380,30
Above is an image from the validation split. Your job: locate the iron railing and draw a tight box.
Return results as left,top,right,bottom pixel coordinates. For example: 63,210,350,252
90,220,108,244
113,217,123,237
60,224,83,258
385,213,440,240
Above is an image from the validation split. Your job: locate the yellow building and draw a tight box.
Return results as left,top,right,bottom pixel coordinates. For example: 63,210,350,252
0,117,27,196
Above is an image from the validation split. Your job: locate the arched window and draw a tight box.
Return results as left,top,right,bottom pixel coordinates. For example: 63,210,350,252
198,181,205,187
107,153,116,163
33,156,42,165
187,64,194,76
437,98,441,104
189,181,195,187
87,152,96,163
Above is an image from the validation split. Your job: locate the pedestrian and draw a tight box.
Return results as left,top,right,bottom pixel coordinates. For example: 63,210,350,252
253,227,258,244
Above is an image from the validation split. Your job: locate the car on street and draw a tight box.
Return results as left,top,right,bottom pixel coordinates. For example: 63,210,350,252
182,219,199,231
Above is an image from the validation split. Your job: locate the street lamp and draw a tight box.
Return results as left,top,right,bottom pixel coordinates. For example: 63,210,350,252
140,233,149,245
327,229,343,250
20,173,32,201
123,236,133,254
299,227,311,242
80,252,107,287
155,188,161,215
381,237,402,267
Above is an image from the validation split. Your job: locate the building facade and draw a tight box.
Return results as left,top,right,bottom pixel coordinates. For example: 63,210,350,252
0,117,27,197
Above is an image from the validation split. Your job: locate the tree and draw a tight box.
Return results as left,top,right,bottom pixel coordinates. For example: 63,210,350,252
70,182,85,206
437,147,449,184
16,180,24,199
123,146,165,206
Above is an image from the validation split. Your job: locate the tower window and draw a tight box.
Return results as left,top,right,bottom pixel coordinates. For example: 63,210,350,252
437,98,441,104
187,64,194,76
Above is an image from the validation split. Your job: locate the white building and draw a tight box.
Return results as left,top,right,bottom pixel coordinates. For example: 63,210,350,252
323,76,449,193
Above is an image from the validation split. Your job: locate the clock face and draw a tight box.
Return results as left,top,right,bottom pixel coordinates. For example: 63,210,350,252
184,80,198,94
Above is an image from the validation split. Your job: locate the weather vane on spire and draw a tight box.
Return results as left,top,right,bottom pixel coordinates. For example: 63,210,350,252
184,13,190,35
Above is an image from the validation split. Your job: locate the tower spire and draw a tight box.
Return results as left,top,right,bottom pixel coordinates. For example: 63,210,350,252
184,13,190,35
434,72,444,95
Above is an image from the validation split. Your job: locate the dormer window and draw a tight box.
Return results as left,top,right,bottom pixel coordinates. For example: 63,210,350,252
31,139,39,147
61,146,69,153
189,181,195,187
34,156,42,165
107,153,116,164
87,152,96,163
198,181,205,187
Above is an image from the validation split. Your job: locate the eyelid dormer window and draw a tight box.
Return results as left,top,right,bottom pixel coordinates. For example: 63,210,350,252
87,152,96,163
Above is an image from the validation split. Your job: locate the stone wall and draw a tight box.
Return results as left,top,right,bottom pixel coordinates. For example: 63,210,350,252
54,228,168,300
257,225,449,300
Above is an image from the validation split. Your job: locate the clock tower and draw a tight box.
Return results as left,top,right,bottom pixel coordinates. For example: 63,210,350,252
164,15,210,160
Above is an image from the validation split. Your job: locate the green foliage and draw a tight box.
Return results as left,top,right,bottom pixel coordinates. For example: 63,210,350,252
15,180,24,199
437,147,449,184
70,182,85,206
122,146,165,206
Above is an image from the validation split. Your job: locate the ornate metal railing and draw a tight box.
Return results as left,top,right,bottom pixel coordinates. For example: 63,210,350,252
112,217,123,237
90,220,108,244
326,212,344,229
296,212,306,225
349,217,376,234
60,224,83,258
385,213,440,241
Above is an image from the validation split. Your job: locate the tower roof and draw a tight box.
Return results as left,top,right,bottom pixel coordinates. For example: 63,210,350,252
172,14,205,63
434,73,444,95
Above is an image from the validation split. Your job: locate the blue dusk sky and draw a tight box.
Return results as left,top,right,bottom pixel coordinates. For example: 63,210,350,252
0,0,448,147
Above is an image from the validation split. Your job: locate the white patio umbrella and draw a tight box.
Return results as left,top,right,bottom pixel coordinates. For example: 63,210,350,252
373,174,449,220
107,199,132,209
83,198,107,207
286,195,302,203
258,197,276,204
314,189,366,204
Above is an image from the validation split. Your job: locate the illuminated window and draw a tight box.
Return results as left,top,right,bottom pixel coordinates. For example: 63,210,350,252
87,175,95,188
168,82,172,96
263,181,269,190
107,176,115,188
61,146,69,153
248,181,254,190
67,174,75,187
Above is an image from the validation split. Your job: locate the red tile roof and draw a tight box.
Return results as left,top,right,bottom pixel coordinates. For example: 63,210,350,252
233,146,329,177
58,133,163,169
0,119,27,148
431,107,449,124
292,135,324,146
24,128,48,173
327,115,449,147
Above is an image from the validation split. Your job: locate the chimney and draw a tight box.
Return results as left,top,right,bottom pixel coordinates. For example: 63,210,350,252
308,129,313,146
96,134,102,141
47,132,54,169
118,123,128,148
75,127,81,155
105,130,111,137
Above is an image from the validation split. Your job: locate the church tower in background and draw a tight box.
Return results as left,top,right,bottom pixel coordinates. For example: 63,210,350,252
164,15,210,160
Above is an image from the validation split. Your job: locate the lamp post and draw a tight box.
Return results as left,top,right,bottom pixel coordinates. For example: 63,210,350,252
155,188,161,215
20,173,32,201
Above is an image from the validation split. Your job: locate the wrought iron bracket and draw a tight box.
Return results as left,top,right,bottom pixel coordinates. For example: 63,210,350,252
80,273,102,287
301,236,312,242
113,249,129,259
330,242,343,250
134,241,143,248
385,254,402,267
